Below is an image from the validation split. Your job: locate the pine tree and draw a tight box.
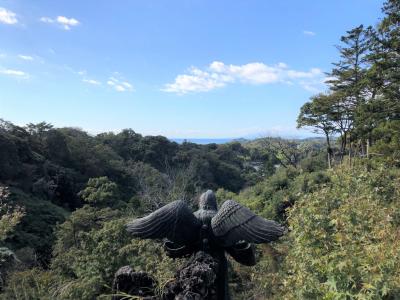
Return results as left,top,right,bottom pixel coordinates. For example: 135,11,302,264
376,0,400,119
327,25,371,161
297,93,337,168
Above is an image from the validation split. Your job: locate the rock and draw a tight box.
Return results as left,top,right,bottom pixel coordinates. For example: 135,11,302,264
112,266,157,300
162,251,219,300
112,251,220,300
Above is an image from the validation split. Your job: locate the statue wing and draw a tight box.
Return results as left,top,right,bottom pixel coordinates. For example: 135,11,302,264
126,200,201,245
211,200,284,247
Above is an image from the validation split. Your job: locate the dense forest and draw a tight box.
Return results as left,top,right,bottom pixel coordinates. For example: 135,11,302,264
0,0,399,299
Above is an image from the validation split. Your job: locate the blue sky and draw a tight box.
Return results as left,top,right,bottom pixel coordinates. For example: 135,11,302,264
0,0,384,138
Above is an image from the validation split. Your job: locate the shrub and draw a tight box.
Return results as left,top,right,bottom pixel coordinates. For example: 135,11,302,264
282,166,400,299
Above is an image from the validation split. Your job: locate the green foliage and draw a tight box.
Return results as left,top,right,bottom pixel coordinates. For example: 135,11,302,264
215,188,237,206
300,151,327,172
5,188,67,266
0,2,399,298
26,122,53,137
50,205,177,300
371,120,400,166
297,94,337,168
230,167,330,222
0,187,24,243
283,166,400,299
230,165,400,299
0,186,24,290
297,93,337,136
229,243,286,300
0,269,63,300
297,1,400,165
0,117,263,265
78,177,119,207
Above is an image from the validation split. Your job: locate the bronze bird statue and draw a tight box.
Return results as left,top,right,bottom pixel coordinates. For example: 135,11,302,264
127,190,284,299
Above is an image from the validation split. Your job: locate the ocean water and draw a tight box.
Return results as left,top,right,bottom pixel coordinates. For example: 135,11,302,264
170,138,238,144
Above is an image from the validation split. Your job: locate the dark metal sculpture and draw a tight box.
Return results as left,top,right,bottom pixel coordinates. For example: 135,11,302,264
127,190,284,299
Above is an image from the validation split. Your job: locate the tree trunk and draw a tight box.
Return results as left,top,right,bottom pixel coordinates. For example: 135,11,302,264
340,132,347,164
325,132,332,169
349,132,352,167
367,135,371,159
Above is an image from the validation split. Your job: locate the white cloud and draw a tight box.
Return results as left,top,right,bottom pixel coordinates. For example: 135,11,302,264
18,55,34,61
107,76,134,92
121,81,133,89
40,17,54,23
83,78,101,85
40,16,80,30
287,68,322,79
163,61,326,94
0,68,29,79
57,16,79,30
303,30,316,36
0,7,18,25
299,76,330,93
163,67,229,94
209,62,281,84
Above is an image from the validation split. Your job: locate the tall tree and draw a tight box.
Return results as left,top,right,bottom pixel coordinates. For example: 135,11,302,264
375,0,400,119
25,122,53,137
260,138,300,169
327,25,370,103
297,93,336,168
357,0,400,158
327,25,371,161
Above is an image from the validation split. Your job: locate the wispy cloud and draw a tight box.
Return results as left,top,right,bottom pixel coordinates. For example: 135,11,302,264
18,55,34,61
303,30,316,36
0,7,18,25
287,68,321,78
39,17,53,23
67,67,101,87
83,78,101,85
0,68,29,79
40,16,80,30
107,76,134,92
57,16,79,30
163,61,325,94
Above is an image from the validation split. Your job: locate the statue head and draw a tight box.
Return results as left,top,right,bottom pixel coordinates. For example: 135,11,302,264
199,190,218,210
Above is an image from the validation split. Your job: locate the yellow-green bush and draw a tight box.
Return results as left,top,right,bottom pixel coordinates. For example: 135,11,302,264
283,166,400,299
0,269,62,300
51,214,178,299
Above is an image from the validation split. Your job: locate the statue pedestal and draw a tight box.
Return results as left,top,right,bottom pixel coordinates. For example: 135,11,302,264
113,251,221,300
112,266,157,300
